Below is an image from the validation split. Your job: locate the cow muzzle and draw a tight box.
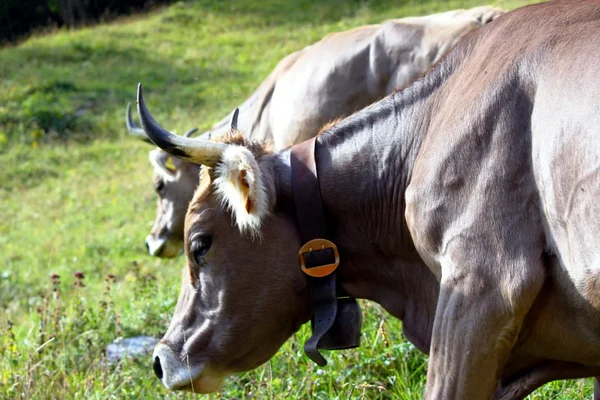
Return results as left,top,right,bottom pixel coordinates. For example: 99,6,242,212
145,235,181,258
152,343,225,392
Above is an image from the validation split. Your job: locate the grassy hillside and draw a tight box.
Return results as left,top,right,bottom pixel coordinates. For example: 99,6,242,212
1,0,591,399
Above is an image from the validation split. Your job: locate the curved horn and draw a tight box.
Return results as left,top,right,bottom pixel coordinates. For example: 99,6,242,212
136,83,226,166
126,102,153,143
230,108,239,131
184,128,199,138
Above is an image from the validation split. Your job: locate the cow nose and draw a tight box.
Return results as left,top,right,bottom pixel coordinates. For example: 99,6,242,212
153,355,164,380
146,235,168,257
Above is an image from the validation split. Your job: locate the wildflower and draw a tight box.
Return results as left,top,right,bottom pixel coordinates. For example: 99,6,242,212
145,273,157,281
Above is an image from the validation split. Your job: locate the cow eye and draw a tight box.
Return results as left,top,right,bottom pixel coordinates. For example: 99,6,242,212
190,235,212,264
154,180,165,193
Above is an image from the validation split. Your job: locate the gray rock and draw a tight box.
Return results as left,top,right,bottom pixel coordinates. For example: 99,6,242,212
106,335,159,364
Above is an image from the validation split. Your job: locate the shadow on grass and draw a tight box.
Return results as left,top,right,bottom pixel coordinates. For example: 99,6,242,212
191,0,489,27
0,36,246,146
192,0,412,26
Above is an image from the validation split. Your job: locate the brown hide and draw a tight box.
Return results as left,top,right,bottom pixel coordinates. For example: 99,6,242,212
130,6,503,257
138,0,600,398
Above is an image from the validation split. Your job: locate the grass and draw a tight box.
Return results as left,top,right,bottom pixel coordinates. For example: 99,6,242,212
0,0,591,398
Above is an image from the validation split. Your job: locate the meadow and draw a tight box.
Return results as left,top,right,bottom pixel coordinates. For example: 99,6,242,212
0,0,592,398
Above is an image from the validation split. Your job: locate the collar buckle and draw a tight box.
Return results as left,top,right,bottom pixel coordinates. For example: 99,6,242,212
299,238,340,277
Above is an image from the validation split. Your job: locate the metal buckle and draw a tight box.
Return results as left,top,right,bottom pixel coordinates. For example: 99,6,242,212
298,238,340,278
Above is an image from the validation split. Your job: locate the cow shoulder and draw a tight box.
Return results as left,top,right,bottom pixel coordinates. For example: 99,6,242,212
367,20,424,89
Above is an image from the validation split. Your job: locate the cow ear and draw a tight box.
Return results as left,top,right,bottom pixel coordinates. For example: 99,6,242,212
149,149,179,181
214,146,269,235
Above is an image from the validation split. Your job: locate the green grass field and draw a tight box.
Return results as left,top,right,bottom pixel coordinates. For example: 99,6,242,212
1,0,593,398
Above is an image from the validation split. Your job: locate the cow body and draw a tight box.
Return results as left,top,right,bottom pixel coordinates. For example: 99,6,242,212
403,2,600,396
130,6,503,257
204,6,502,148
137,0,600,397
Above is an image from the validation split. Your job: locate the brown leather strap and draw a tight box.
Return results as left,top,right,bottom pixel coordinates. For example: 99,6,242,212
291,138,338,366
290,138,329,240
290,137,362,366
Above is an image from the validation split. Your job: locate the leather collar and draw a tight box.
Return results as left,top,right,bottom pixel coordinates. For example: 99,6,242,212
290,137,362,366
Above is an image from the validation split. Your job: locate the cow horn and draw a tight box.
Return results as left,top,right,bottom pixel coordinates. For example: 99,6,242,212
126,102,153,143
131,101,198,139
136,83,226,166
230,108,239,131
184,128,199,138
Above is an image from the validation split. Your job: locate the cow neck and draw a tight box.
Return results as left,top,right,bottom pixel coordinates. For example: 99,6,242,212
309,63,451,353
289,137,362,366
266,58,455,355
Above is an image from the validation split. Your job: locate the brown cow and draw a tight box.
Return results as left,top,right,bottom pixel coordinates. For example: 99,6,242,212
127,6,504,257
139,0,600,398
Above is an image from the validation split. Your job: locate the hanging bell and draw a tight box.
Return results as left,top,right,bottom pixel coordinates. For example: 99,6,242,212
316,297,362,350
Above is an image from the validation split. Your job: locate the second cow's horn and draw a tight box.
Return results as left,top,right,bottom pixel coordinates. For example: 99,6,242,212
136,83,227,167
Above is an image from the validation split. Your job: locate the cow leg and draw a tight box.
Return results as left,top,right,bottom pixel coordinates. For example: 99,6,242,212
493,362,600,400
424,254,545,399
595,377,600,400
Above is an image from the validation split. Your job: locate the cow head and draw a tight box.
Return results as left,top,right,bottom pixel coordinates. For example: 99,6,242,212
146,149,200,258
126,103,200,257
135,85,312,392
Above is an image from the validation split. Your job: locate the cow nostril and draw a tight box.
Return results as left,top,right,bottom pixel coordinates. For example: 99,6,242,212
153,356,163,380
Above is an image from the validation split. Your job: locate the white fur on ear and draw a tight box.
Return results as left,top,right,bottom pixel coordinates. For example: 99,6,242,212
213,146,269,236
149,149,179,182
